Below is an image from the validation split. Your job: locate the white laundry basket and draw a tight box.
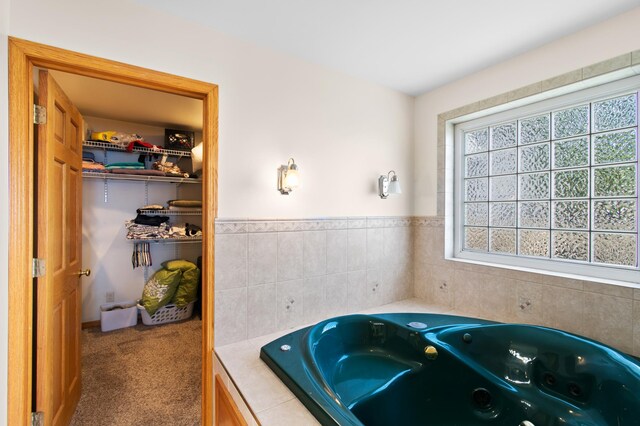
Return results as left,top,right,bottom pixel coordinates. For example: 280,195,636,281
137,301,195,325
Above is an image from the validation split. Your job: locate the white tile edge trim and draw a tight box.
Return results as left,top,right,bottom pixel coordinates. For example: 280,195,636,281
215,216,442,233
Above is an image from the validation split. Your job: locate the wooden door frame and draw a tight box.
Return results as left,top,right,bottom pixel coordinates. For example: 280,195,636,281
7,37,218,426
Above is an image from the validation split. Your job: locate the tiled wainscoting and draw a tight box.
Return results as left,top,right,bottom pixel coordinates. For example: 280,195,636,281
215,214,640,355
214,217,414,346
414,216,640,357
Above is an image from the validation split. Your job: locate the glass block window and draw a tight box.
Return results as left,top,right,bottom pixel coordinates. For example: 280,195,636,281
460,92,639,270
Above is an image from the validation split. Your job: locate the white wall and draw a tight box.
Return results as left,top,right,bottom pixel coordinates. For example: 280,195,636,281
2,1,412,415
0,0,10,420
9,0,414,220
414,6,640,216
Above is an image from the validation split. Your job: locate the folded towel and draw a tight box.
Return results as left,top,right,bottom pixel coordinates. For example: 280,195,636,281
139,204,165,210
110,169,166,176
105,162,145,168
137,205,166,214
167,200,202,208
82,161,106,171
105,166,144,170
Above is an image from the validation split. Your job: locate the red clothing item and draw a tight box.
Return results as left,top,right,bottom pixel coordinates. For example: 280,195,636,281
126,140,160,152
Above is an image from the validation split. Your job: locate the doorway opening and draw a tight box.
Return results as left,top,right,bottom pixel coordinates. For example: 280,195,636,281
8,38,217,426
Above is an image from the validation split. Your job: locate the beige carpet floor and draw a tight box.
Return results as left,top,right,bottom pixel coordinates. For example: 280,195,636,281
70,318,202,426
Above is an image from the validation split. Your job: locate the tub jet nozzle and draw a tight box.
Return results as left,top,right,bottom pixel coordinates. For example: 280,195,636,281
424,345,438,360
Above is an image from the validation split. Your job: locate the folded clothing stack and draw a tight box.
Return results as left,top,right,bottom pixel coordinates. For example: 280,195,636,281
134,214,170,226
82,149,108,172
82,160,107,173
125,216,170,240
105,162,172,177
167,199,202,211
125,215,201,240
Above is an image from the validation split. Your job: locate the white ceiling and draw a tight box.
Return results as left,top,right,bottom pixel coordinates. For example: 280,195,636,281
47,70,203,130
136,0,640,95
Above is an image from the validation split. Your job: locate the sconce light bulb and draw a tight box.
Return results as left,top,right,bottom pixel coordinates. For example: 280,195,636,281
388,176,401,194
278,157,300,194
284,169,299,188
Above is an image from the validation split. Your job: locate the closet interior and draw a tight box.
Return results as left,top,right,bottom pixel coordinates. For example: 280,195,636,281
35,67,205,424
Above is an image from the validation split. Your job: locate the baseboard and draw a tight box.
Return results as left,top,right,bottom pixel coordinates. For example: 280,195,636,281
82,320,101,330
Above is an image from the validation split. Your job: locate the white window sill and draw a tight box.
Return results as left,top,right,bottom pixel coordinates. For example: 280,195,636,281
445,253,640,290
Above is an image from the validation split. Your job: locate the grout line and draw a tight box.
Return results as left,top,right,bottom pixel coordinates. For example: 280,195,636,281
254,395,298,417
244,232,249,341
275,230,279,331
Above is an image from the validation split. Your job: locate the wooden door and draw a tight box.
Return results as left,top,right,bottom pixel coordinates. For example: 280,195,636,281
36,69,84,426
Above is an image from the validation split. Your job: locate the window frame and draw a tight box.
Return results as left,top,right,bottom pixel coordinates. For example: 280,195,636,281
452,74,640,285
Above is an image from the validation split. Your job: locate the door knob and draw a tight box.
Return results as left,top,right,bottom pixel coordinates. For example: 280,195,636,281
78,269,91,277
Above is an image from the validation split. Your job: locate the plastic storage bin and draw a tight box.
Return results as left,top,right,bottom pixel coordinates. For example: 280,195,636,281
137,301,195,325
100,301,138,332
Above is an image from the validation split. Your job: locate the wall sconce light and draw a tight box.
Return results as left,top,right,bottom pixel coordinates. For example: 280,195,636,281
278,158,300,195
378,170,402,199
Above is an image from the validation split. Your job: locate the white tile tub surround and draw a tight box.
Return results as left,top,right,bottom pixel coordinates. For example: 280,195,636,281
215,298,452,426
215,290,640,424
410,53,640,358
277,232,303,282
214,217,416,346
247,283,276,340
325,272,349,316
215,233,248,291
413,216,640,357
326,230,347,274
247,233,277,285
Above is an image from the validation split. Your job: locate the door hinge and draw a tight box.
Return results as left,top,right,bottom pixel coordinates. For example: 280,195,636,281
31,412,44,426
32,258,46,278
33,104,47,124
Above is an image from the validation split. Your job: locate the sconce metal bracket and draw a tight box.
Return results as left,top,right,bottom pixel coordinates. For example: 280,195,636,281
378,175,390,199
278,164,292,194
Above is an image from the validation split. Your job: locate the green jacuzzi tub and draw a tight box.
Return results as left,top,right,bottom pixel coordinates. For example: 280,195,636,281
260,313,640,425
